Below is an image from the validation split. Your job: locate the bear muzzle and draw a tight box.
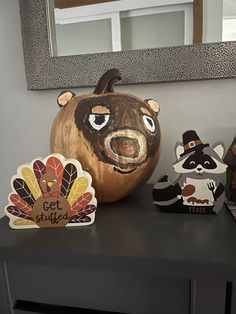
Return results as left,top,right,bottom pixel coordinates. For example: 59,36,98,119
104,129,147,167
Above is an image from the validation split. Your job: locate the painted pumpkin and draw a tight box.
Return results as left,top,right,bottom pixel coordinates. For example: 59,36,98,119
51,69,161,203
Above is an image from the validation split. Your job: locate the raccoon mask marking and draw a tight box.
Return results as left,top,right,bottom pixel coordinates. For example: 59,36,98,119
173,144,227,179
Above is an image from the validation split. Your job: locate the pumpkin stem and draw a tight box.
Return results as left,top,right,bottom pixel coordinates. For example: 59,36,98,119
94,68,122,94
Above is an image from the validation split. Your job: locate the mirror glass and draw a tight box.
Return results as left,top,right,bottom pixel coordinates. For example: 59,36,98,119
50,0,236,57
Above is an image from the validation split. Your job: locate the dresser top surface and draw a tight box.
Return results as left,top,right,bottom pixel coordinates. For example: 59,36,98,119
1,184,236,278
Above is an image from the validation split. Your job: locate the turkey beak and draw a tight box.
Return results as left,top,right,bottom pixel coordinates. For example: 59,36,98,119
47,181,53,188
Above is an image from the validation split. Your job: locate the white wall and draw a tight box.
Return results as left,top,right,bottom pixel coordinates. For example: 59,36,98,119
56,19,113,55
203,0,223,43
0,0,236,215
121,11,185,50
223,0,236,42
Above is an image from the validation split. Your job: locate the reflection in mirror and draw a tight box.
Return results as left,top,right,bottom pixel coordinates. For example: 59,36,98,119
223,0,236,41
49,0,236,57
51,0,196,56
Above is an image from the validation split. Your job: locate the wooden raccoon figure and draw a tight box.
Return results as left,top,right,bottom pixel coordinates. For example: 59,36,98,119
153,130,227,214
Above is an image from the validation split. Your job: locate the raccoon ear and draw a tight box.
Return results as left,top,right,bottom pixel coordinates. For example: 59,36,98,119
213,144,224,159
175,144,184,159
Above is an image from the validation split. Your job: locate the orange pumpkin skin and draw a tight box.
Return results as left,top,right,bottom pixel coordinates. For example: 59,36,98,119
50,69,161,203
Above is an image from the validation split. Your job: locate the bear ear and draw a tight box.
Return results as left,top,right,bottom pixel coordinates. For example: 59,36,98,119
144,99,160,115
213,143,224,159
175,144,184,159
57,91,75,108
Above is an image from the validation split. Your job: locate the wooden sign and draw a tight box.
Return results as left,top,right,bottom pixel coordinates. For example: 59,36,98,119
5,154,97,229
153,130,227,214
224,133,236,203
223,133,236,218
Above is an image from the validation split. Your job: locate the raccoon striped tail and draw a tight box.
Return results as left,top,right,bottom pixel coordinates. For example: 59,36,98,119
153,175,181,206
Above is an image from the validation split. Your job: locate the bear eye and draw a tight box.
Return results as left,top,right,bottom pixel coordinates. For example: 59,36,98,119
88,114,110,131
143,115,155,133
190,161,196,165
204,161,210,165
53,179,57,183
42,180,46,184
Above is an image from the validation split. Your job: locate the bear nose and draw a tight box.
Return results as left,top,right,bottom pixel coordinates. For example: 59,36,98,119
197,167,202,171
110,137,140,158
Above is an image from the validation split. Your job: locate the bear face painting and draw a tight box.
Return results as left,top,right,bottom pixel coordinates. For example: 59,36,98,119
51,69,161,203
74,94,160,173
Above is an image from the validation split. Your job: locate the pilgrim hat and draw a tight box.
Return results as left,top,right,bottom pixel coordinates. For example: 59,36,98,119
180,130,209,157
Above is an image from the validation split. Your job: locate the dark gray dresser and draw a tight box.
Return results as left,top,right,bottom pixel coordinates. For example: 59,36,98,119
0,185,235,314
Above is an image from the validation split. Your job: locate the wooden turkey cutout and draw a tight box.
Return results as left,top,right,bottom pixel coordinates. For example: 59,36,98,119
153,130,227,214
4,154,97,229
